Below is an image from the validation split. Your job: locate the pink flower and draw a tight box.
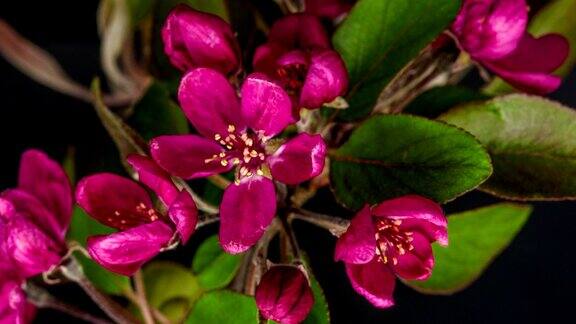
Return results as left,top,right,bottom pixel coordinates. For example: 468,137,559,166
255,265,315,324
162,4,241,74
150,68,327,254
305,0,354,20
334,195,448,308
75,155,198,276
0,149,72,324
452,0,569,94
253,14,348,111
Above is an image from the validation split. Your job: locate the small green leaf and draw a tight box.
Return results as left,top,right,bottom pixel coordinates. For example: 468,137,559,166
483,0,576,95
192,235,242,291
333,0,462,120
68,207,130,295
143,261,203,323
404,86,489,118
406,203,531,294
330,115,492,209
127,0,155,25
440,94,576,200
128,81,189,140
302,271,330,324
186,290,258,324
186,0,229,21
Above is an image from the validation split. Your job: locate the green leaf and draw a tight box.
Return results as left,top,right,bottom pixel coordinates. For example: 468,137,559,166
406,203,531,294
186,290,258,324
128,81,189,140
483,0,576,95
192,235,243,291
330,115,492,209
302,271,330,324
67,207,130,295
143,261,203,323
127,0,155,25
404,86,489,118
186,0,229,21
333,0,462,120
439,94,576,200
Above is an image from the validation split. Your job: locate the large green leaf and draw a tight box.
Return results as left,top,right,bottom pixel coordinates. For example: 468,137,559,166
68,207,131,295
333,0,462,120
192,235,243,291
143,261,203,322
483,0,576,95
330,115,492,209
186,290,258,324
440,94,576,200
406,203,531,294
128,81,189,140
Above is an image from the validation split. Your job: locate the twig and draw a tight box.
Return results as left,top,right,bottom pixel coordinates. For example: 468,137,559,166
279,216,302,262
289,209,350,237
24,283,112,324
134,270,154,324
60,257,139,324
123,287,170,324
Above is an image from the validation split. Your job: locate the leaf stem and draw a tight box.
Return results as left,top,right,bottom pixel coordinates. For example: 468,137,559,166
134,270,154,324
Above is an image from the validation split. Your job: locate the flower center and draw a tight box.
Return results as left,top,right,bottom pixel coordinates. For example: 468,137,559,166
374,219,414,266
205,124,268,182
276,64,308,95
107,202,160,230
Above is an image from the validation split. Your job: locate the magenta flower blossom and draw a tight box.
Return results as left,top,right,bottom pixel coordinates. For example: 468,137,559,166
305,0,354,20
452,0,569,94
150,68,327,254
335,195,448,308
0,149,72,324
255,265,315,324
162,4,241,74
253,14,348,111
75,155,198,276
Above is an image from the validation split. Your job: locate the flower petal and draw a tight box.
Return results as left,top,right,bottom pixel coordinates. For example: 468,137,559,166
390,231,434,281
167,190,198,244
372,195,447,246
268,14,331,50
485,62,562,95
219,176,277,254
4,218,63,278
255,265,314,324
87,221,173,276
269,133,327,185
127,154,179,207
150,135,231,179
1,189,64,242
305,0,353,20
453,0,527,60
76,174,154,230
0,279,36,324
240,73,294,136
345,259,395,308
253,42,288,76
334,205,376,264
300,49,348,109
17,149,72,237
178,68,244,138
162,4,240,74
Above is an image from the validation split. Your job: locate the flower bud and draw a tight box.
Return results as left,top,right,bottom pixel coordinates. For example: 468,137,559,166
255,265,314,324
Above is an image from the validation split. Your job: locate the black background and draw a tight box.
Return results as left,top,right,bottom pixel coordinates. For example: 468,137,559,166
1,1,575,323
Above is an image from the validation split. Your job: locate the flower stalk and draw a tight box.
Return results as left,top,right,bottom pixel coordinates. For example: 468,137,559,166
289,208,350,237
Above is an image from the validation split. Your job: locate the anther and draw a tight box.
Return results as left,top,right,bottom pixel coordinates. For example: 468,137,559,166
228,125,236,133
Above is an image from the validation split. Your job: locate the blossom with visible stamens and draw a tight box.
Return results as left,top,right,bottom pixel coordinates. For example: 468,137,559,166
335,195,448,308
150,68,327,254
253,14,348,112
451,0,569,94
75,155,198,276
0,149,73,323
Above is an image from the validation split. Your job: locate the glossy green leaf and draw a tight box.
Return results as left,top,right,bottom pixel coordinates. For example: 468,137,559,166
186,290,258,324
68,207,130,295
302,270,330,324
440,94,576,200
128,81,189,140
404,86,489,118
143,261,203,322
187,0,229,21
192,235,242,291
406,203,531,294
333,0,462,120
483,0,576,95
330,115,492,209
